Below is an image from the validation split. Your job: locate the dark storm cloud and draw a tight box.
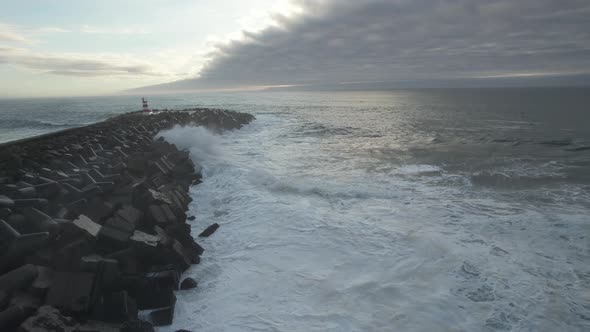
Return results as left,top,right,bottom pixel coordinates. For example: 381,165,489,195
142,0,590,91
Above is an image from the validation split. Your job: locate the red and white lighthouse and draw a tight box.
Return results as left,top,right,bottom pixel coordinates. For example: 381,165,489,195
142,97,150,112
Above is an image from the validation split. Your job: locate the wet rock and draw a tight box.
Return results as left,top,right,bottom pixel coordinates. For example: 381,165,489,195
135,286,176,310
180,277,197,290
149,306,174,326
198,223,220,237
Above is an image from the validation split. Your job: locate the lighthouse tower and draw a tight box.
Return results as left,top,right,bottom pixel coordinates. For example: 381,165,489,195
142,97,150,113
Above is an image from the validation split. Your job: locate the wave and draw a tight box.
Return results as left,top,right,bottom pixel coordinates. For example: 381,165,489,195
470,171,567,188
0,118,80,129
155,125,221,174
292,122,358,137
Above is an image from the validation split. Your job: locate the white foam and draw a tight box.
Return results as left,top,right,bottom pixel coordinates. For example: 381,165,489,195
157,113,590,331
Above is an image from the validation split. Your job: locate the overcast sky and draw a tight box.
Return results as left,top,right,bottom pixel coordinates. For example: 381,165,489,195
1,0,589,97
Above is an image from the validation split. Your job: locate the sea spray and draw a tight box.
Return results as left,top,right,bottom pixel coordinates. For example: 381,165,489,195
157,125,223,177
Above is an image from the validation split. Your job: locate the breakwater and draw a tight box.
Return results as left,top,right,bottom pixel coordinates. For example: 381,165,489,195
0,109,254,331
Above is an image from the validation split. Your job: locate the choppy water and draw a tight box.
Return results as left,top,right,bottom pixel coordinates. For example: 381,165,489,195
3,89,590,331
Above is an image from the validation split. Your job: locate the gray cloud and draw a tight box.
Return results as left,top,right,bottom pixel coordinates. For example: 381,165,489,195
0,48,162,77
137,0,590,91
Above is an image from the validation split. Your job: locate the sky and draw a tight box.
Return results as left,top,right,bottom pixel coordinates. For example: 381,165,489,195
1,0,589,97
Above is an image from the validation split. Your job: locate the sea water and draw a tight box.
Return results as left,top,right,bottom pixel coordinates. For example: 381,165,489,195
2,89,590,331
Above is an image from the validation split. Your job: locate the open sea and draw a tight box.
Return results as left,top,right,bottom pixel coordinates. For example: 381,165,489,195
1,88,590,331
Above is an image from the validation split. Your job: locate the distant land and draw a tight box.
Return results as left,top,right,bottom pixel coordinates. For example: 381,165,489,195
125,74,590,95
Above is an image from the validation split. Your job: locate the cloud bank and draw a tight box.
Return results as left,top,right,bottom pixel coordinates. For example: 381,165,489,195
0,47,163,77
0,23,165,78
136,0,590,92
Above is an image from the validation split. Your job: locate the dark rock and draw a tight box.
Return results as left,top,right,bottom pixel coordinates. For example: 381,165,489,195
30,266,53,298
0,264,39,292
0,305,37,331
121,320,155,332
149,306,174,326
134,286,176,310
15,187,36,199
98,217,135,252
94,291,138,323
0,293,40,330
12,199,48,209
80,255,119,289
187,216,196,221
180,277,197,290
0,290,10,311
23,207,58,233
0,219,20,245
46,272,95,313
0,208,11,219
0,232,50,274
198,223,220,237
144,270,180,291
148,205,168,225
116,205,141,226
17,305,77,332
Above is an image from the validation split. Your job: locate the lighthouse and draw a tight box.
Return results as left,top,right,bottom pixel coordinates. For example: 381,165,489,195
142,97,150,113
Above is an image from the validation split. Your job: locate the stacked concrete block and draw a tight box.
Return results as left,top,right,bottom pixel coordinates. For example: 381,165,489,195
0,109,254,331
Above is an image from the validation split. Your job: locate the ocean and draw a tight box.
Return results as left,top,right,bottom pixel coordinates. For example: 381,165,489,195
2,88,590,331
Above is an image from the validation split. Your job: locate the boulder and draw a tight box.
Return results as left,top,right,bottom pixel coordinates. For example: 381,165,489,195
198,223,220,238
180,278,197,290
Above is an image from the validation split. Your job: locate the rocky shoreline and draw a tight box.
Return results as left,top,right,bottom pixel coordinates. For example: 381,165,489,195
0,109,254,331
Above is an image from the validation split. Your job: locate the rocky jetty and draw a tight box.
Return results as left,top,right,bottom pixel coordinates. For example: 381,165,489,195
0,109,254,331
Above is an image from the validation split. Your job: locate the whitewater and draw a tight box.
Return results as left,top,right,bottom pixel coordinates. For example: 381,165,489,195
153,89,590,332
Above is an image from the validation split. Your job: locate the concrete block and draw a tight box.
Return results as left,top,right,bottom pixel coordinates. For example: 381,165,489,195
46,272,95,313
